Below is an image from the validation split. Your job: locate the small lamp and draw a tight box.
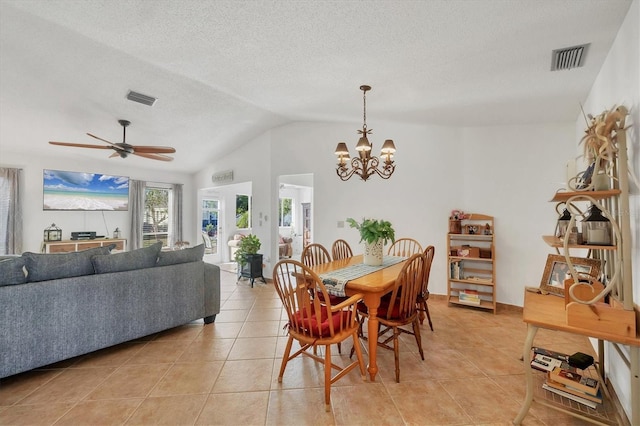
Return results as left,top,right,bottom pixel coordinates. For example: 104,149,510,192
556,208,572,239
583,204,612,245
44,223,62,242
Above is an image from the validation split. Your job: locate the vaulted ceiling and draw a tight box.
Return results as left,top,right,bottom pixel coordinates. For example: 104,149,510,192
0,0,633,172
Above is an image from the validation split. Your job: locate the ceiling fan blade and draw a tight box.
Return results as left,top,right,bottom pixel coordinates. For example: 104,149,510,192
86,133,118,146
49,141,111,149
108,152,120,158
132,151,174,162
132,145,176,154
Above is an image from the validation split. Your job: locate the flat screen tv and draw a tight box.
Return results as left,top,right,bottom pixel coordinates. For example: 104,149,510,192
43,169,129,211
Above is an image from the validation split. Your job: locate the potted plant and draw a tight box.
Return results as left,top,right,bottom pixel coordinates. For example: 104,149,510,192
233,234,264,286
346,217,395,266
205,223,215,236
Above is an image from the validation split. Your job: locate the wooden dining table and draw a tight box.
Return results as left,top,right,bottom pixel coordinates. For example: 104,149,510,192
309,254,407,381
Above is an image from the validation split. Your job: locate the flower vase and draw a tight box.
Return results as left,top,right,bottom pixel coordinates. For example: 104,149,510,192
449,219,462,234
363,240,383,266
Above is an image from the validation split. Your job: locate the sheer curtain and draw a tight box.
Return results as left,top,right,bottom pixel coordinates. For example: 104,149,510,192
129,179,145,250
0,168,23,255
171,183,183,246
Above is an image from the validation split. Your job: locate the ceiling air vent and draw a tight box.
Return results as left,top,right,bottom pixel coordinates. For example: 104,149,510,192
126,90,157,106
551,44,590,71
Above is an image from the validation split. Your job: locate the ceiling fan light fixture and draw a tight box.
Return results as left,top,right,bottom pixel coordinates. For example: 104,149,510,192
126,90,158,106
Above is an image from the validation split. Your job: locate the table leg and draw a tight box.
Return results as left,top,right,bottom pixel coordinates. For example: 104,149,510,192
363,293,382,381
514,324,538,425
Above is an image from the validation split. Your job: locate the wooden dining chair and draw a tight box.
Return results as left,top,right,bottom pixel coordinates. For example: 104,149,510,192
302,242,347,353
417,245,435,330
301,243,331,267
273,259,366,411
387,238,423,257
351,253,425,382
331,239,353,260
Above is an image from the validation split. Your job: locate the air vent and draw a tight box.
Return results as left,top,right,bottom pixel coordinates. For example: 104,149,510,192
551,44,590,71
126,90,157,106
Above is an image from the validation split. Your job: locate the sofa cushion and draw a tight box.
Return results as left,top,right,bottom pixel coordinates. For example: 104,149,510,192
0,256,27,286
157,244,205,267
23,245,116,282
91,241,162,274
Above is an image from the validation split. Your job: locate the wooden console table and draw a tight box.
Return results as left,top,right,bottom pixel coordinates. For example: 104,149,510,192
41,238,127,253
514,291,639,425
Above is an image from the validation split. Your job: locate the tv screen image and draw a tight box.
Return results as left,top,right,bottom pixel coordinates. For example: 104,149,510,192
43,169,129,211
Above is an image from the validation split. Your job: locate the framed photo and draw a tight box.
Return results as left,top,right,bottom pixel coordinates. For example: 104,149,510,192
540,254,601,296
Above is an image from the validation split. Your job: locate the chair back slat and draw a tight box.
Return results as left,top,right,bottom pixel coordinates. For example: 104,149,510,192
387,238,423,257
384,253,424,321
421,245,435,297
301,243,331,267
331,239,353,260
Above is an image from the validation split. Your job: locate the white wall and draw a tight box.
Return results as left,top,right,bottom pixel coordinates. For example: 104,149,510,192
1,150,195,253
196,119,576,306
578,0,639,420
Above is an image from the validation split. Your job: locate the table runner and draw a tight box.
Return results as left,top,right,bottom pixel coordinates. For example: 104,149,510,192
319,256,407,297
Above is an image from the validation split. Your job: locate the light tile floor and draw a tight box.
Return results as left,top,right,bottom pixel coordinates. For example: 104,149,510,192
0,267,620,425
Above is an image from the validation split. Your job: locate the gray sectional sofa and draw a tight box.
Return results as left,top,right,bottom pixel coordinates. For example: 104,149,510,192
0,242,220,378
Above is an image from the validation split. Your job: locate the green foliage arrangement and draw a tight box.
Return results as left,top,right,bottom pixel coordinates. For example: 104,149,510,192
346,217,395,245
234,234,261,265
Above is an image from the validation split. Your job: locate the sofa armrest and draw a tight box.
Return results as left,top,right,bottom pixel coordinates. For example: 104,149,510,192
204,263,221,317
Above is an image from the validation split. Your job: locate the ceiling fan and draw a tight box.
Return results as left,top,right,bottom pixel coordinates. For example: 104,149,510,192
49,119,176,161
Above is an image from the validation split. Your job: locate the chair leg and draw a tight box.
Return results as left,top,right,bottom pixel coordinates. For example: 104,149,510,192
412,318,424,360
351,332,367,379
424,301,434,331
393,326,400,383
324,344,332,412
278,335,295,382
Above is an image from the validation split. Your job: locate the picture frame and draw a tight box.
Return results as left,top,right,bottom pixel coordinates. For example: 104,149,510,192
540,254,601,296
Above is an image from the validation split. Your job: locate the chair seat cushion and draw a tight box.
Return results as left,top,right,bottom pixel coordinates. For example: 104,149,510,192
357,296,402,319
317,292,349,306
292,306,351,336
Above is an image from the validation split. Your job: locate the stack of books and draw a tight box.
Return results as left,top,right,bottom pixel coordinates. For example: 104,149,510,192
530,347,602,409
458,289,480,305
544,366,603,409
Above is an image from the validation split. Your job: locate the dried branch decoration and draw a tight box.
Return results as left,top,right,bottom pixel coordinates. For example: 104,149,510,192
579,106,627,167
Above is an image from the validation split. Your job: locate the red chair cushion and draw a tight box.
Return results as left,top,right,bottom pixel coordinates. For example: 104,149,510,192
293,306,352,336
357,297,402,319
317,292,349,305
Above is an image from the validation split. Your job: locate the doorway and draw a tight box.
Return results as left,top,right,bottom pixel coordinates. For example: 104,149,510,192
278,174,313,258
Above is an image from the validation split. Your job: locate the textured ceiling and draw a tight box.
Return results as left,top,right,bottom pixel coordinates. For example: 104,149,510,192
0,0,633,172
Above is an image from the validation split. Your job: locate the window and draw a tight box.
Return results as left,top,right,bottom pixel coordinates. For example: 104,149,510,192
279,197,292,226
236,194,250,228
143,186,172,247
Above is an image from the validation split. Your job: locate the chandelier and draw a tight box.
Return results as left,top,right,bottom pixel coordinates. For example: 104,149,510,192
335,85,396,181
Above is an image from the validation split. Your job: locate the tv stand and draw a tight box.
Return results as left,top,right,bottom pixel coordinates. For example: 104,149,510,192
42,238,126,253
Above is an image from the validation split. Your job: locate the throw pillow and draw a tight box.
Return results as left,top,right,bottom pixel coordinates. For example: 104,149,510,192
0,256,27,286
23,244,116,282
91,241,162,274
157,244,205,267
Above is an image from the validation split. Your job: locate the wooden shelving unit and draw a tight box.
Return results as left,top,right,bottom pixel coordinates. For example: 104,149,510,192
514,106,638,425
446,213,496,314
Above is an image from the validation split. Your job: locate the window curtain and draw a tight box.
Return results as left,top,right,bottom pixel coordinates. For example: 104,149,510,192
171,183,183,246
0,168,23,255
129,179,145,250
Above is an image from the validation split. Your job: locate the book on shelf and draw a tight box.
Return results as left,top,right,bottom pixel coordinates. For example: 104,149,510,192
545,378,603,404
532,347,570,362
530,353,566,372
541,383,598,409
458,289,481,305
450,260,463,279
549,366,600,396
